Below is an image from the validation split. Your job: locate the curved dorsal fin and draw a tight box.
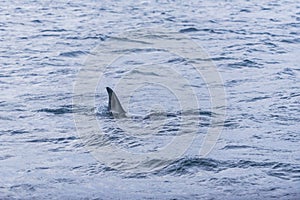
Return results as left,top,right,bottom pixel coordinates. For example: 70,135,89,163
106,87,126,116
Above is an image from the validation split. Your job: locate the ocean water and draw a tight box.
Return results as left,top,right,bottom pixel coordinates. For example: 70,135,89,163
1,0,300,199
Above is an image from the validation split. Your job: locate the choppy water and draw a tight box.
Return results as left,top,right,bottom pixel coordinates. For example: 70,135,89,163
1,0,300,199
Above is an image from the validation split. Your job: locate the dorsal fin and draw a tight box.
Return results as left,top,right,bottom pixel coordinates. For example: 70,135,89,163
106,87,126,116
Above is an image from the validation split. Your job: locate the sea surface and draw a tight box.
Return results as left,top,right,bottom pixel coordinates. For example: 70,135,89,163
1,0,300,199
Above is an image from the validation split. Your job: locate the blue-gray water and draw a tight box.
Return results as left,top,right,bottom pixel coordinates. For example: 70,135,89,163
1,0,300,199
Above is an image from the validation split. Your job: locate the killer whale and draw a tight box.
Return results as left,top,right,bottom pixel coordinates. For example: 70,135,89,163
106,87,126,117
106,87,168,120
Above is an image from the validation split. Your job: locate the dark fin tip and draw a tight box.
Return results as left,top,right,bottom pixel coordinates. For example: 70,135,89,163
106,87,113,93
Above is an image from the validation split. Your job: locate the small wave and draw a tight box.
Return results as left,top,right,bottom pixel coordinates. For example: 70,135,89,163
134,109,212,120
240,9,251,13
82,35,107,41
48,68,75,75
5,129,30,135
267,162,300,180
228,59,261,68
222,145,254,150
0,154,13,161
31,19,42,23
156,158,221,176
52,178,77,184
242,96,271,103
280,38,300,44
130,69,160,76
167,57,186,63
71,162,116,176
27,136,76,144
180,27,223,34
0,74,11,78
37,34,61,38
276,67,296,77
10,184,36,192
226,78,254,87
112,48,162,54
179,27,199,33
59,51,87,57
37,105,73,115
124,60,144,65
211,56,235,61
40,29,67,33
153,157,300,180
